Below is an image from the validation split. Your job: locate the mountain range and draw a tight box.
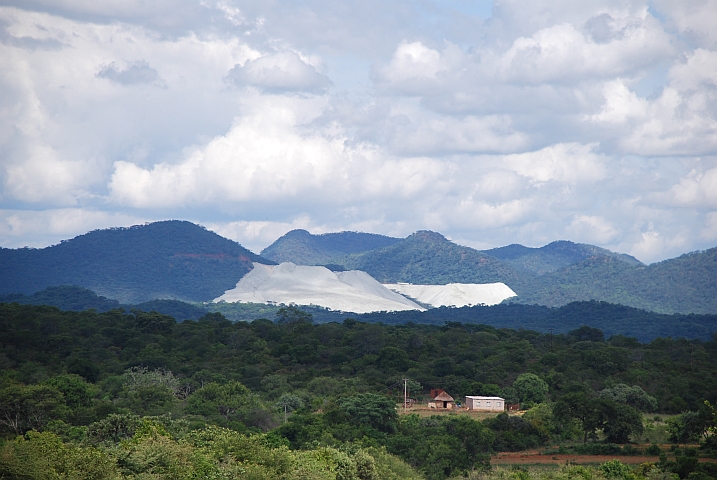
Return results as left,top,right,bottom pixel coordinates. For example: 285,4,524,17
1,220,716,314
262,229,717,314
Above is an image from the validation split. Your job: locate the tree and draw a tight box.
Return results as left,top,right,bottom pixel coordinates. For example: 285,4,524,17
513,373,549,405
443,416,494,467
667,404,713,443
275,306,313,325
0,431,118,480
44,373,98,424
553,392,607,444
133,310,175,334
44,374,96,410
599,459,634,479
0,383,67,435
553,394,643,444
277,394,304,423
377,347,412,372
86,413,142,444
601,401,644,444
338,394,398,433
599,384,657,412
186,381,263,428
119,367,181,415
568,326,605,343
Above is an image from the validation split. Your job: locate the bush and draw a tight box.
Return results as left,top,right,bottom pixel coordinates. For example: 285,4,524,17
573,443,623,455
647,444,662,456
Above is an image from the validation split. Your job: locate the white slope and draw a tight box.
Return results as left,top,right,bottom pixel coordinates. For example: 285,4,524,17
383,283,517,308
214,262,425,313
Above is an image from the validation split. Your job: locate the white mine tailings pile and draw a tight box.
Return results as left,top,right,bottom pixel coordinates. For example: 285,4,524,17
214,262,425,314
383,283,517,308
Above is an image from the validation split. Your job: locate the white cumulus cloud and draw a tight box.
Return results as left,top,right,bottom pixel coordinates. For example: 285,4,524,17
1,0,717,264
227,51,331,93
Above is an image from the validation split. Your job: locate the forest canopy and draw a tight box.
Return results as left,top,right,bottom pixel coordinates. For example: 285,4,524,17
1,302,716,479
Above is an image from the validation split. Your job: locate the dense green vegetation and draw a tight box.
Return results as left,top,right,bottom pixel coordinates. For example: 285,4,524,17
335,232,717,315
483,240,643,275
0,285,122,312
4,286,717,341
348,301,717,342
1,302,716,478
342,231,531,291
0,285,214,321
261,229,401,265
515,249,717,314
0,221,273,303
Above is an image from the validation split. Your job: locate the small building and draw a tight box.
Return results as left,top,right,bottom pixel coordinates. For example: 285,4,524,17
465,396,505,412
429,391,455,409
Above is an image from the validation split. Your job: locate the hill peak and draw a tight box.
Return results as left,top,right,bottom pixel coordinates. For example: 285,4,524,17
0,220,270,303
261,229,401,265
409,230,448,243
282,229,312,238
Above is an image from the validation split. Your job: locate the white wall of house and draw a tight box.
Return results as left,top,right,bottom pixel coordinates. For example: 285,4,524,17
465,396,505,412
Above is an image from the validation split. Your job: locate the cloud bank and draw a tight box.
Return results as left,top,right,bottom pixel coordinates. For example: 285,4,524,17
1,1,717,263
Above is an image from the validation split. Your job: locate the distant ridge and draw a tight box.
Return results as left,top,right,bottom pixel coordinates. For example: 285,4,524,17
482,240,643,275
261,229,401,265
3,288,715,341
0,221,274,303
341,231,533,293
2,221,715,314
0,285,211,321
321,230,717,314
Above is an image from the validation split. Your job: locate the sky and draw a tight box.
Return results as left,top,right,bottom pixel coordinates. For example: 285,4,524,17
1,0,716,264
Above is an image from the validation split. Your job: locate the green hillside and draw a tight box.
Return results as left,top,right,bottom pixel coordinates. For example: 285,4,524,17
514,257,649,309
513,248,717,314
0,221,273,303
0,285,121,312
483,240,643,275
314,231,717,314
260,228,401,265
340,231,534,294
636,247,717,313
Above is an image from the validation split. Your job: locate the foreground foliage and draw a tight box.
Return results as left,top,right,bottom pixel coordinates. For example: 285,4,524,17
0,422,422,480
1,303,716,479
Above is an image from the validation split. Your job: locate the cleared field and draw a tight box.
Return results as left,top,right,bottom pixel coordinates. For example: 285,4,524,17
398,406,520,419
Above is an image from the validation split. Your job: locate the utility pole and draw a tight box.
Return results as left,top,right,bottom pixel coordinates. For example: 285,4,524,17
404,378,408,413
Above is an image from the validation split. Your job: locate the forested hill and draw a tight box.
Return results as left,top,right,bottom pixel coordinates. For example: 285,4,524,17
260,229,401,265
514,247,717,314
0,221,274,303
315,231,717,314
482,240,643,275
341,231,534,293
0,285,211,321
